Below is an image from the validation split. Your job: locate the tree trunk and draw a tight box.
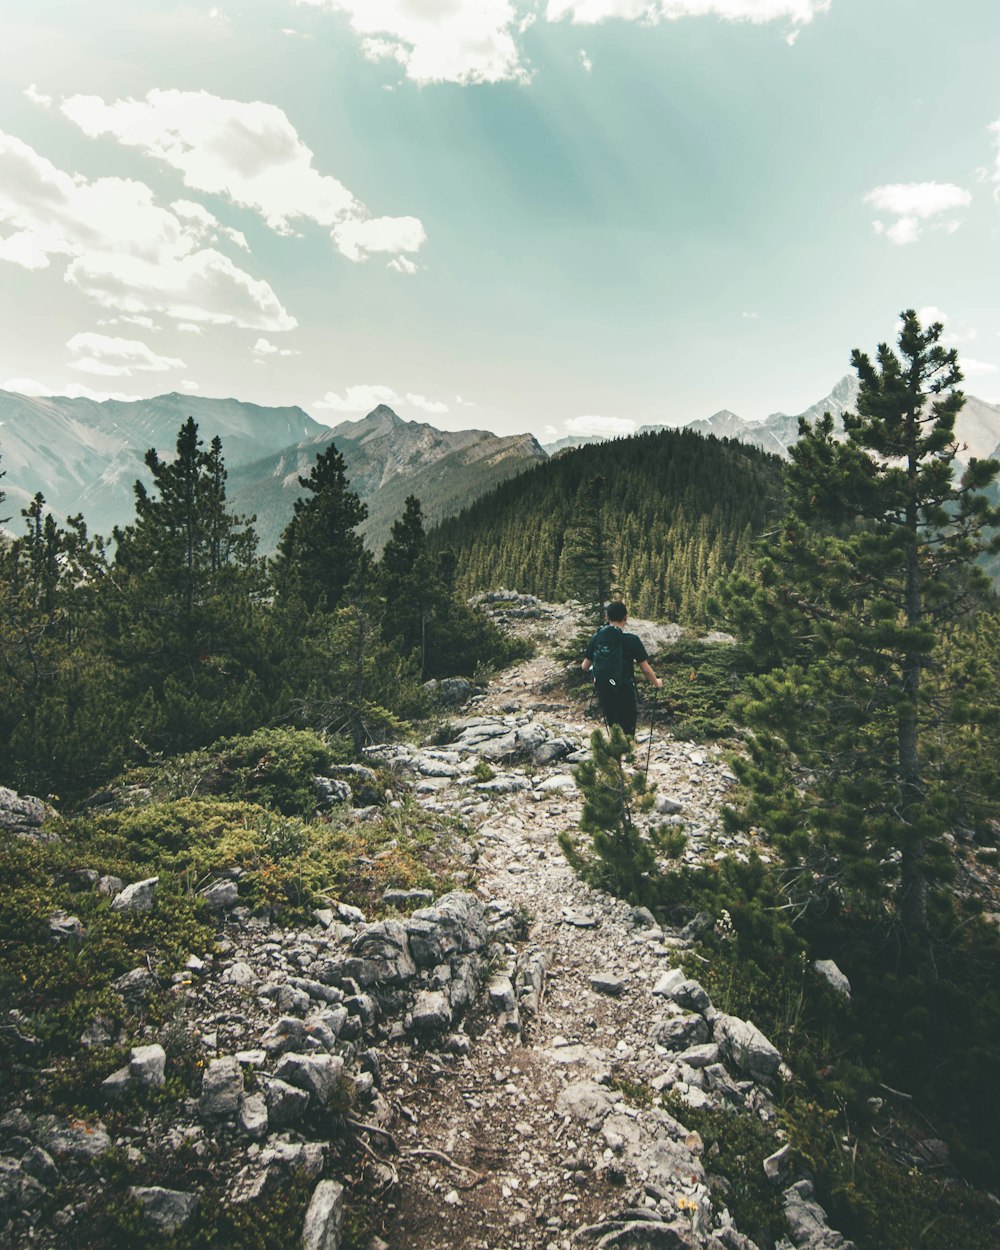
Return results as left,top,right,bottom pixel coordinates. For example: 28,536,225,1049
899,487,928,941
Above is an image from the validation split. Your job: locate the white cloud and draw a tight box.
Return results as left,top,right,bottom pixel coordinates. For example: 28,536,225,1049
2,377,50,396
546,1,830,27
742,310,759,319
98,314,159,330
297,0,529,85
0,131,296,330
566,414,637,437
253,336,299,357
60,88,425,263
960,358,998,378
579,49,593,72
66,331,185,377
407,392,449,414
313,383,400,412
172,199,249,251
388,254,419,275
176,322,203,334
67,248,297,331
181,379,200,390
332,215,426,262
864,181,971,245
24,84,52,109
917,305,949,327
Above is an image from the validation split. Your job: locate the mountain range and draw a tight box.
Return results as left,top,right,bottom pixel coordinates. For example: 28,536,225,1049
3,375,1000,552
0,391,546,552
684,374,1000,463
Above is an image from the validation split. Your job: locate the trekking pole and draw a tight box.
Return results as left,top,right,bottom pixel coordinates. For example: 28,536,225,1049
644,689,658,782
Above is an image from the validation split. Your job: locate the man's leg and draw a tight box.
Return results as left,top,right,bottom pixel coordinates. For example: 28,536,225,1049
619,687,638,737
597,686,636,737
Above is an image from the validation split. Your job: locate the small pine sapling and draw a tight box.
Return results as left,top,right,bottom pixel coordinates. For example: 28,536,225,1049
561,725,686,903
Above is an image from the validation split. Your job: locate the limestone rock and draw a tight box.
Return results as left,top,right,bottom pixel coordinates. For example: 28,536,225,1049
410,990,452,1033
48,911,86,942
302,1178,345,1250
264,1077,310,1126
130,1043,166,1089
131,1186,199,1232
239,1093,269,1141
406,891,487,967
110,877,159,913
653,1014,711,1050
556,1080,620,1128
782,1179,856,1248
273,1053,344,1106
40,1117,112,1160
199,879,239,911
0,786,56,835
198,1056,244,1119
813,959,851,998
112,965,160,999
713,1014,782,1080
315,777,352,806
345,919,417,986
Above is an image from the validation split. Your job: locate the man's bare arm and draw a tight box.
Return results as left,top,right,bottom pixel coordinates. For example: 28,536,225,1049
639,659,662,689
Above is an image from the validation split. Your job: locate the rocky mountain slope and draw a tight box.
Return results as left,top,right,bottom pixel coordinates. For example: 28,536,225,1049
686,375,1000,464
0,390,322,535
8,598,983,1250
0,390,546,554
228,406,546,553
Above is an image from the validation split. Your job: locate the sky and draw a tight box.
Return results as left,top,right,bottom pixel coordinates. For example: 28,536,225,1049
1,0,999,443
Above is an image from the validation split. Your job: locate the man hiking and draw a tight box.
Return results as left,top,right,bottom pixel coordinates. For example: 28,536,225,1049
582,601,662,737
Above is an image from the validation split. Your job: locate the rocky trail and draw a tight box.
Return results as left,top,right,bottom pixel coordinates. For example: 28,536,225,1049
346,599,849,1250
0,597,856,1250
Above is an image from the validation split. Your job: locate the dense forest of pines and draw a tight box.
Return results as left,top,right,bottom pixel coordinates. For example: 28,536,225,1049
428,427,784,622
0,422,524,802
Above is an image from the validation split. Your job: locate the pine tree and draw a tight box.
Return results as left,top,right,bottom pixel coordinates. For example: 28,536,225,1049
379,495,440,675
560,726,685,902
725,311,1000,942
110,418,266,751
557,475,616,623
272,443,367,613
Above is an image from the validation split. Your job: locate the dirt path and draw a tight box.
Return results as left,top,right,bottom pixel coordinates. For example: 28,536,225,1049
368,632,747,1250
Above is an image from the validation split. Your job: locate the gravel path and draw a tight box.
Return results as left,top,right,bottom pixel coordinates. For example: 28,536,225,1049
369,633,761,1250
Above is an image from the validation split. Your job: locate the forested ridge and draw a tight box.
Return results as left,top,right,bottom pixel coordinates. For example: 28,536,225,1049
428,427,784,622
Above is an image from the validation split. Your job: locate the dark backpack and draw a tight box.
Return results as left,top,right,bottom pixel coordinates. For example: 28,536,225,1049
591,625,625,688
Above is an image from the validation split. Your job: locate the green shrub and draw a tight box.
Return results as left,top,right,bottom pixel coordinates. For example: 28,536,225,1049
119,727,351,816
652,639,754,741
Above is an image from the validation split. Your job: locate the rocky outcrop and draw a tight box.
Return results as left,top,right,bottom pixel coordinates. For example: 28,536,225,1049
0,788,56,838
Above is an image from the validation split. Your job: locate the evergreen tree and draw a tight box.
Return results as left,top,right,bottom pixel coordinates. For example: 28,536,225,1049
560,726,685,902
725,311,1000,942
379,495,439,674
557,475,615,623
110,418,266,752
271,444,367,612
0,497,122,796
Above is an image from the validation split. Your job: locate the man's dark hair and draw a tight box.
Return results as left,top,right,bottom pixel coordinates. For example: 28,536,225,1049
606,601,627,622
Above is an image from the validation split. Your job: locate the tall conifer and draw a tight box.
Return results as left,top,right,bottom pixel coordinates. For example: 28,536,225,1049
726,311,1000,942
272,444,367,612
